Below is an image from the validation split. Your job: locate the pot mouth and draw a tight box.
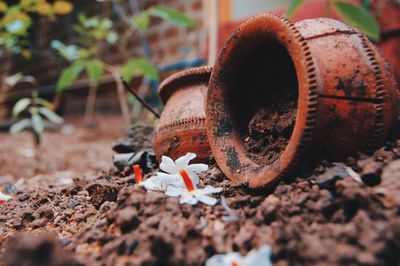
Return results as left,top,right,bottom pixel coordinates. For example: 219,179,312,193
158,66,212,104
206,13,320,188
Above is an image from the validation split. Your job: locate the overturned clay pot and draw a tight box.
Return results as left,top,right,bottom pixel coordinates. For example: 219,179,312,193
154,66,212,163
206,14,400,189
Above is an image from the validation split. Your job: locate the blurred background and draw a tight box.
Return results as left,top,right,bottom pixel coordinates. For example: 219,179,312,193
0,0,399,184
0,0,399,121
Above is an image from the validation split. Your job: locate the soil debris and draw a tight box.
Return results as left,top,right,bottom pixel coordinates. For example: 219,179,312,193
244,99,296,164
111,124,154,153
1,124,400,265
87,180,119,209
4,233,78,266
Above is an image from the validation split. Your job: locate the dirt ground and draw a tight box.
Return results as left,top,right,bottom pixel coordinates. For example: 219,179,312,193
0,115,125,184
1,117,400,265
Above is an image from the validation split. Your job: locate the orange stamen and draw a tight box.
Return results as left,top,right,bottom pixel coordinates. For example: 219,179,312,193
231,262,240,266
179,169,195,192
133,164,143,183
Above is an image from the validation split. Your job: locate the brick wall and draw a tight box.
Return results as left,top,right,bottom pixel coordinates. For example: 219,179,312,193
0,0,206,117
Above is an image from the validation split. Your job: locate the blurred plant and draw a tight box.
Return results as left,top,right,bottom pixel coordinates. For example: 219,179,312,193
286,0,380,41
10,90,63,149
0,0,73,57
0,0,73,144
52,2,195,126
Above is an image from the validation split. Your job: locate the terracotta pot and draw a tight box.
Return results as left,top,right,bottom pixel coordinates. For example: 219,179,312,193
216,0,400,85
206,14,400,189
154,66,212,163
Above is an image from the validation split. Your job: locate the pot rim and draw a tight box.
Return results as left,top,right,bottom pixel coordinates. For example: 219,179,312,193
206,13,320,188
158,66,212,105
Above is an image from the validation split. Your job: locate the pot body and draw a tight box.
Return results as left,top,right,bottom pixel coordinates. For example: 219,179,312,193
216,0,400,84
290,0,400,85
206,14,400,189
154,67,212,163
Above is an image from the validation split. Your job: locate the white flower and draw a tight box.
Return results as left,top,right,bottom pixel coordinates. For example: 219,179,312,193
142,153,208,191
166,184,222,206
164,167,222,206
159,152,208,187
205,245,272,266
0,192,12,203
140,172,182,191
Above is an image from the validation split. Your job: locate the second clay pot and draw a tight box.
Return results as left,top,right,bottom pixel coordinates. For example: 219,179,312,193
154,66,212,163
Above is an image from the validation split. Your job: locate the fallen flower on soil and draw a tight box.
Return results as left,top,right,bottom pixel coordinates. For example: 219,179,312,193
206,245,272,266
0,192,12,203
165,169,222,205
139,173,181,191
159,152,208,185
141,153,208,191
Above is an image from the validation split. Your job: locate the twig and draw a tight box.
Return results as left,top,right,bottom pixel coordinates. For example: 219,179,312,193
121,78,160,119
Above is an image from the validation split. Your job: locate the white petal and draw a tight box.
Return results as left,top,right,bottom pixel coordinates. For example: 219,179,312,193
160,155,178,174
186,163,208,173
0,192,11,202
179,193,197,205
165,186,185,197
199,185,223,194
186,170,200,185
205,253,243,266
141,176,163,191
243,245,272,266
195,193,218,206
157,172,182,187
175,152,196,169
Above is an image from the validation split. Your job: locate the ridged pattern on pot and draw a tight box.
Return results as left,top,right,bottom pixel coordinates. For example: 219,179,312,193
359,33,386,151
206,13,322,188
272,14,319,180
158,66,212,104
206,14,399,189
154,67,212,163
297,18,399,157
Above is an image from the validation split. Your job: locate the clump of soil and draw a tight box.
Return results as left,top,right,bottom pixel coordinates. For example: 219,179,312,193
4,232,78,266
112,124,154,153
244,98,296,164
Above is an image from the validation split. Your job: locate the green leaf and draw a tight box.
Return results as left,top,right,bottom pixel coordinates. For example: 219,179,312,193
51,40,80,62
361,0,370,9
85,59,104,86
5,72,36,87
12,98,30,117
149,5,196,28
56,61,84,93
99,18,113,30
334,1,380,41
131,12,150,33
10,118,31,134
31,113,44,134
121,58,159,83
39,107,63,124
286,0,307,18
36,98,53,109
106,31,117,44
